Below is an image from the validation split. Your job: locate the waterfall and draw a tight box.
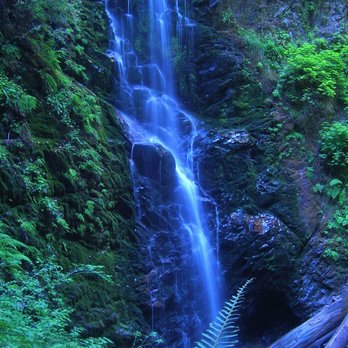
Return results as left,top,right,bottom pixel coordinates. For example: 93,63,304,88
105,0,222,345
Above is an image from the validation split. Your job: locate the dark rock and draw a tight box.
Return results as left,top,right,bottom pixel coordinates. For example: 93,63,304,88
220,209,303,283
254,169,281,207
195,30,246,118
132,143,176,187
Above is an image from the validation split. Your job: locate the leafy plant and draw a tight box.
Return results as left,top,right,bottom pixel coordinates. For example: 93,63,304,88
326,179,346,205
131,331,164,348
195,279,254,348
279,132,305,160
41,197,70,232
0,259,112,347
0,145,9,161
71,87,102,135
19,219,38,237
320,121,348,170
84,200,95,219
65,168,79,183
0,44,21,70
23,159,50,196
0,223,31,270
323,248,340,261
0,72,37,115
314,178,347,261
276,41,348,104
221,9,234,26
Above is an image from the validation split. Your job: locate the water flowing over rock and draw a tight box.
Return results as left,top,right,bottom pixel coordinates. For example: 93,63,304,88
132,143,177,188
105,0,222,346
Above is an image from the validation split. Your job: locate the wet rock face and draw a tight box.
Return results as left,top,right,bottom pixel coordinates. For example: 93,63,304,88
197,128,256,211
130,141,205,347
255,169,281,208
132,143,176,188
195,34,246,118
193,0,347,36
219,209,304,345
194,126,333,344
220,209,303,286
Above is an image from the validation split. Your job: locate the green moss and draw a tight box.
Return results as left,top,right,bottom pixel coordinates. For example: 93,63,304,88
0,0,140,343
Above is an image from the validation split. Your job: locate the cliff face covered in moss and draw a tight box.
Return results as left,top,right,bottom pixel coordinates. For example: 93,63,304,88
0,0,145,345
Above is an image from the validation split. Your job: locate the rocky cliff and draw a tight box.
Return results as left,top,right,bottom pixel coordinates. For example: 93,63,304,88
188,0,347,345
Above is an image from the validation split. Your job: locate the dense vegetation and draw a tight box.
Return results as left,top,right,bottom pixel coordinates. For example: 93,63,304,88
0,0,347,346
211,2,348,264
0,0,144,345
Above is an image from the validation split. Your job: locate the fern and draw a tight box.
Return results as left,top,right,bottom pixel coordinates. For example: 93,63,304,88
0,72,37,115
0,224,31,269
195,278,254,348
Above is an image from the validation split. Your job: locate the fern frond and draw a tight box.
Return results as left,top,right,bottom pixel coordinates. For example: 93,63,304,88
195,278,254,348
0,233,31,267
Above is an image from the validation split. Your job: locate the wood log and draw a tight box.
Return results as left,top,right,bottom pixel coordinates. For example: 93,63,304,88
268,295,348,348
307,328,336,348
325,313,348,348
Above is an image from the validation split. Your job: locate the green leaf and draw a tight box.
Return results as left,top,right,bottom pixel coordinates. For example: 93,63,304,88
194,279,254,348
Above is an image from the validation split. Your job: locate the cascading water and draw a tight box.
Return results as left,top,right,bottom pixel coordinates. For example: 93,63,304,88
105,0,222,345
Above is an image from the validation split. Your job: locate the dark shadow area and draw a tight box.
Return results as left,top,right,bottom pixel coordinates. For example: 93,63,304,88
239,291,302,347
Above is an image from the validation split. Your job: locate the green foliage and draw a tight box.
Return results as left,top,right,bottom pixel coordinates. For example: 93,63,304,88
0,72,37,115
323,248,340,262
131,331,164,348
313,183,325,194
67,264,114,283
276,41,348,104
195,279,254,348
41,198,70,232
0,223,31,269
65,168,79,183
19,219,38,237
320,121,348,170
279,132,306,160
326,179,347,205
47,86,74,127
84,200,95,219
327,206,348,232
48,84,102,135
23,159,50,196
29,38,64,80
0,44,21,70
238,29,290,69
221,9,234,26
15,0,81,36
0,259,111,347
64,59,88,81
314,177,347,262
71,88,102,134
78,147,104,177
306,166,314,180
0,145,9,160
0,0,138,345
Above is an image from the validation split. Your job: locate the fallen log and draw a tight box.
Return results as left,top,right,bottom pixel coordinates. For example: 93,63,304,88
325,313,348,348
307,328,336,348
268,295,348,348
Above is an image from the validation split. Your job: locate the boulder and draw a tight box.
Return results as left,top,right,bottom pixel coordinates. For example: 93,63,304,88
132,143,176,187
220,209,303,282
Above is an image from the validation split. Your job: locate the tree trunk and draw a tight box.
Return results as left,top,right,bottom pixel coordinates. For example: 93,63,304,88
268,295,348,348
325,313,348,348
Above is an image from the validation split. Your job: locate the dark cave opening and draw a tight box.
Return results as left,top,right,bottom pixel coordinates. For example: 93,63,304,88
239,291,302,347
